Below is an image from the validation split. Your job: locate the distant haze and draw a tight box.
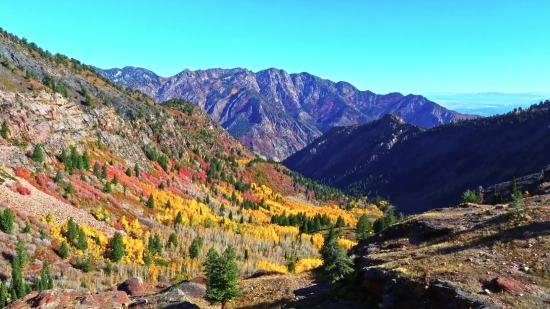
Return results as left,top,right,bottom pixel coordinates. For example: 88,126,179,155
426,93,550,116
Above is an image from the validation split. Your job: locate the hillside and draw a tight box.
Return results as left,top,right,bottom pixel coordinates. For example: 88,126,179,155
0,27,383,308
284,103,550,213
96,66,477,160
349,196,550,309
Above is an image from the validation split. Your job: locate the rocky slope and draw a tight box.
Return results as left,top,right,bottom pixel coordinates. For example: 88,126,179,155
96,66,477,160
349,196,550,309
285,102,550,213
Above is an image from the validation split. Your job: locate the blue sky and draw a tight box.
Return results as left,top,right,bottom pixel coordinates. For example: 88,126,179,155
0,0,549,98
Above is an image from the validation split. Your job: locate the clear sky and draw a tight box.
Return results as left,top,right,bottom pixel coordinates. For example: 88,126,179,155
0,0,549,95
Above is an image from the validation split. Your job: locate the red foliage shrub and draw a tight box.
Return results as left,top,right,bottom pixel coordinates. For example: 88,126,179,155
15,182,31,195
35,174,52,188
14,166,31,179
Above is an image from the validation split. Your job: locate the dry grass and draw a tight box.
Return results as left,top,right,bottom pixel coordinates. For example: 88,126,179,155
358,198,550,309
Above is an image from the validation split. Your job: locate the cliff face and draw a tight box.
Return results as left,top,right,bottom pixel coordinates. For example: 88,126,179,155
97,67,477,160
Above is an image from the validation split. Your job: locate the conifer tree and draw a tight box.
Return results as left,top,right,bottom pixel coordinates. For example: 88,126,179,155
36,261,53,292
0,121,9,139
0,208,15,234
82,151,90,171
54,169,63,184
134,164,140,177
32,144,45,162
168,233,178,248
77,228,88,251
320,226,354,282
10,255,26,299
356,214,372,241
66,218,78,241
125,167,132,177
0,280,8,308
14,242,27,268
174,211,183,227
204,246,241,309
146,195,155,209
93,162,101,178
108,232,125,262
101,164,108,179
58,241,69,259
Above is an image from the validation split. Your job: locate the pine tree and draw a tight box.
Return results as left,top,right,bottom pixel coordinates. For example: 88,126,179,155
0,208,15,234
77,228,88,251
108,232,125,262
174,211,183,227
134,164,140,177
146,195,155,209
0,121,9,139
66,218,78,242
103,182,113,193
37,261,53,292
11,256,26,299
204,246,241,309
189,240,200,259
167,233,178,248
32,144,45,162
356,214,372,241
320,226,354,282
93,162,101,178
23,223,31,233
0,280,8,308
82,151,90,171
143,250,152,267
54,169,63,184
125,167,132,177
112,175,118,186
335,216,345,228
510,177,519,198
58,241,69,259
101,164,108,179
14,242,27,268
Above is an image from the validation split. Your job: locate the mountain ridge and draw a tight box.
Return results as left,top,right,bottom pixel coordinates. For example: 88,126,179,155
284,102,550,213
97,66,478,160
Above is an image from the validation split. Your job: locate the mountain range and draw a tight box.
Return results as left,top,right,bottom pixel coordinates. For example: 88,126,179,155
96,66,477,160
284,104,550,213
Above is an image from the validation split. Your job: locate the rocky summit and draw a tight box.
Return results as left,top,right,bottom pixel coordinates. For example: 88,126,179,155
96,66,477,160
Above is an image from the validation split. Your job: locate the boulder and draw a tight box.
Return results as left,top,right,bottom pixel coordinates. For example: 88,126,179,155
117,277,147,296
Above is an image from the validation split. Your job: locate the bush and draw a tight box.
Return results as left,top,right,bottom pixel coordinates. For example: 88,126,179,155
461,189,480,203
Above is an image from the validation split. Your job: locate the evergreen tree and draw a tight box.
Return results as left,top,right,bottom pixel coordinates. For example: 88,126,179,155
319,226,354,282
335,216,345,228
101,164,108,179
10,256,26,299
125,167,132,177
174,211,183,227
23,223,31,233
134,164,140,177
0,121,9,139
77,228,88,251
168,232,178,248
189,238,200,259
356,214,372,241
146,195,155,209
103,182,113,193
32,144,45,162
510,177,519,198
108,232,125,262
0,208,15,234
93,162,101,178
112,175,119,186
204,246,241,309
58,241,69,259
36,261,53,292
54,170,63,184
66,218,78,241
82,151,90,171
0,280,8,308
143,250,152,267
14,242,27,268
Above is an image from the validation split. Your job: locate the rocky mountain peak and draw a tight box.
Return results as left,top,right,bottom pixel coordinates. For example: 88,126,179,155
98,66,478,160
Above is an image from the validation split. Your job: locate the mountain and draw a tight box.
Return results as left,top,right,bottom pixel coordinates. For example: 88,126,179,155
96,66,478,160
0,27,382,307
284,102,550,213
